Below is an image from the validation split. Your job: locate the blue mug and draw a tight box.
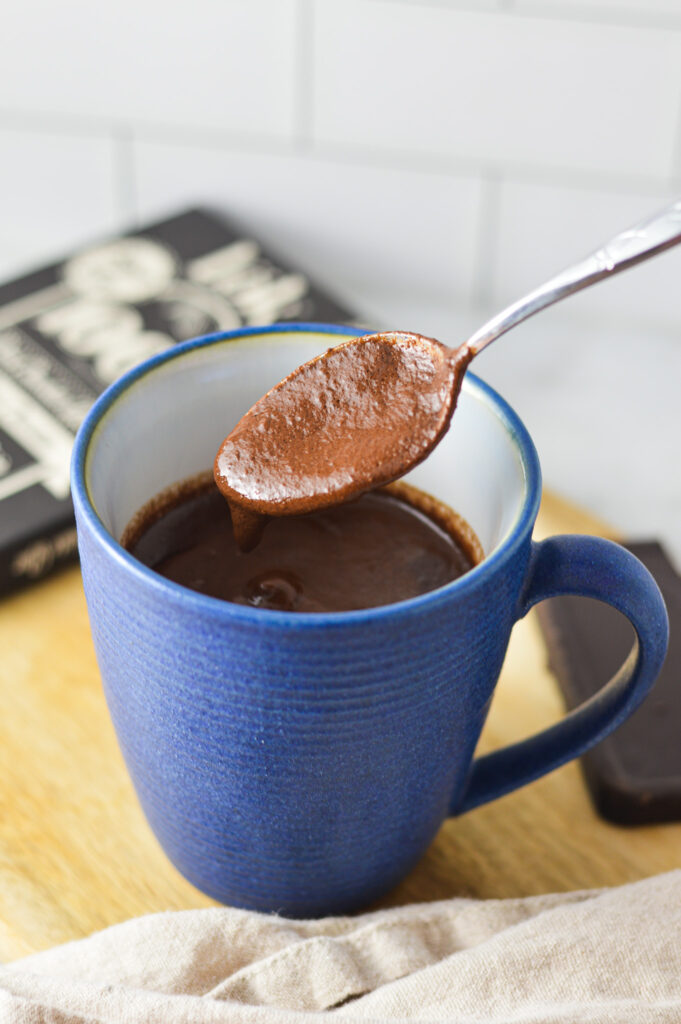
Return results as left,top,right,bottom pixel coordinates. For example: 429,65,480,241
71,324,668,917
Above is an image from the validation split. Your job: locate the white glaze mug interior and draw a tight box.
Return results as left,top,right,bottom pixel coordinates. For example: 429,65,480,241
85,328,529,566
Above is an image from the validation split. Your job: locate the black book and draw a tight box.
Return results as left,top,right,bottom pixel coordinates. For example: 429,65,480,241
0,208,356,597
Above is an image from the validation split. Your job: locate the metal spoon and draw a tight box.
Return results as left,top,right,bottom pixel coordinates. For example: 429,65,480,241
464,195,681,356
216,197,681,547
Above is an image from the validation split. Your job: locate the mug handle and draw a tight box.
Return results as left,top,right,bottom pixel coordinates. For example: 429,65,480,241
453,535,669,815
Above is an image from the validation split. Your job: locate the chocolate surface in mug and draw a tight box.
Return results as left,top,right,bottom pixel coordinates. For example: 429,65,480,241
122,474,482,613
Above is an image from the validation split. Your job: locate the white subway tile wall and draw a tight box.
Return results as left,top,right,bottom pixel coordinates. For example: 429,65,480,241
2,0,299,137
494,182,681,331
0,127,119,278
1,0,680,544
132,144,484,314
312,4,681,178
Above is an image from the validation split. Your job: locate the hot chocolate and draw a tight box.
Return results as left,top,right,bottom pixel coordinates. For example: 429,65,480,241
122,474,482,613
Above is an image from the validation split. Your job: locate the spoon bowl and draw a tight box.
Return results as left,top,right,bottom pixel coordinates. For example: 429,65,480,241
214,331,473,546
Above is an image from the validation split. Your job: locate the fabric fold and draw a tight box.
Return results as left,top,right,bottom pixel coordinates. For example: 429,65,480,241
1,872,679,1022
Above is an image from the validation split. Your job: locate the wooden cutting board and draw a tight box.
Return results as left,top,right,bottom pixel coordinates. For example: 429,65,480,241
0,491,677,962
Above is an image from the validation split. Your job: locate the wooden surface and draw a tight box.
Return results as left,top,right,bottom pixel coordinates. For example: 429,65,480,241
0,491,678,961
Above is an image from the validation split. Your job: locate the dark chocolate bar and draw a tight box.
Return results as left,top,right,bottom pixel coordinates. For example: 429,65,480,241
536,541,679,825
0,208,357,598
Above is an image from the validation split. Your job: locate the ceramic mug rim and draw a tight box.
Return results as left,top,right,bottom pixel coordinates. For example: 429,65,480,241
71,322,542,627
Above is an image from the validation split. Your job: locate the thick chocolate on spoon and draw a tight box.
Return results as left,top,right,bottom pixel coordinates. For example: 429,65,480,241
214,332,474,549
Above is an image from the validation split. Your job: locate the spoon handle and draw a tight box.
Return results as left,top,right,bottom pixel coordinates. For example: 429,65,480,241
466,196,681,355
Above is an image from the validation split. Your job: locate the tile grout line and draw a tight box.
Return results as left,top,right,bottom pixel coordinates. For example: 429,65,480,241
511,1,681,31
372,0,681,31
111,124,138,226
293,0,315,152
470,172,503,311
117,125,681,197
668,81,681,185
1,106,678,197
1,130,679,218
0,107,114,140
368,0,510,12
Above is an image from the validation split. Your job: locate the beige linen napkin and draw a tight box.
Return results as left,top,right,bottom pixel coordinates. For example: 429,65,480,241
1,871,680,1023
